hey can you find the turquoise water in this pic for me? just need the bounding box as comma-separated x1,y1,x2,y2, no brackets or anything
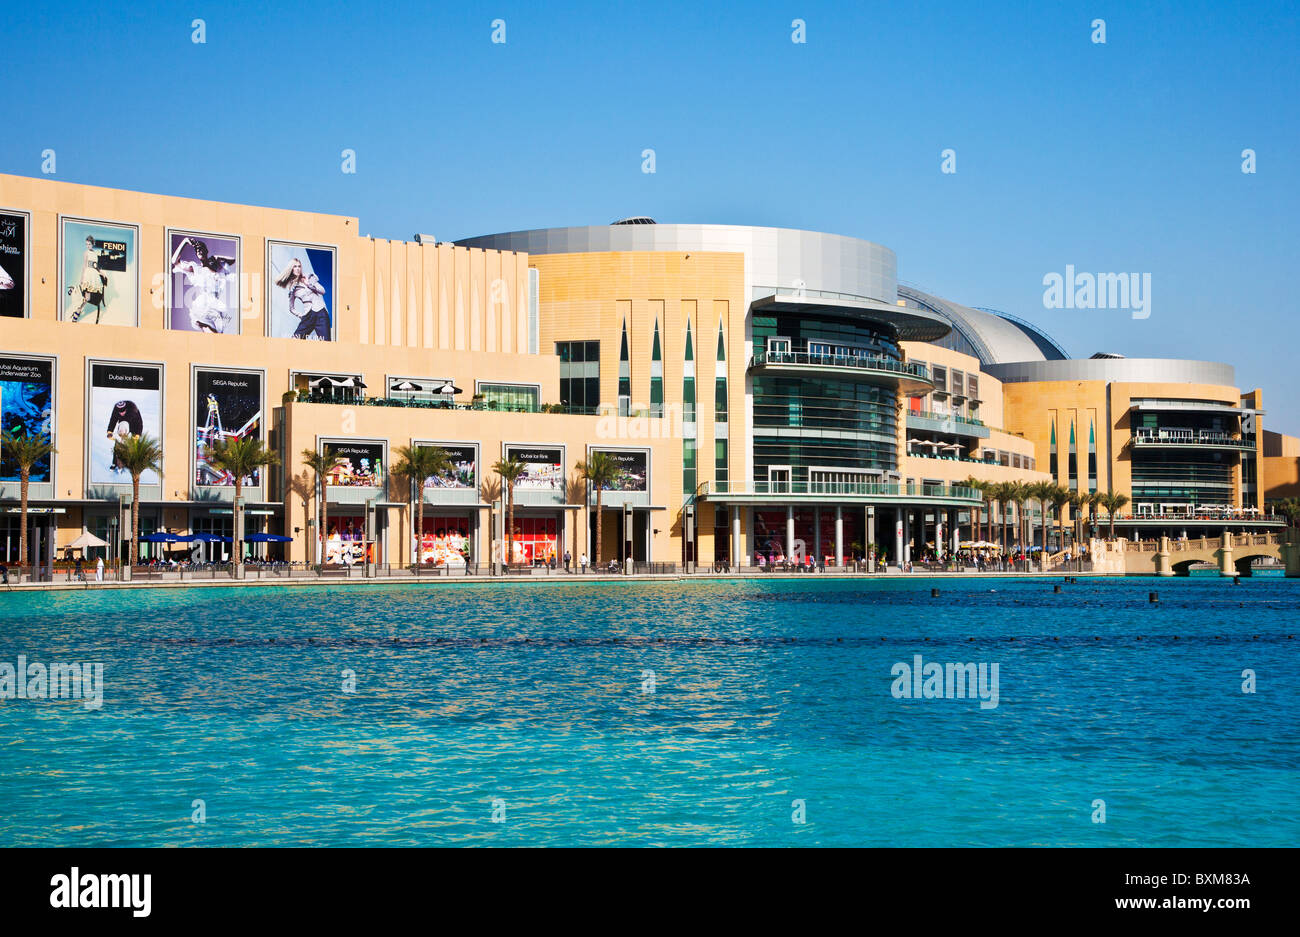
0,576,1296,847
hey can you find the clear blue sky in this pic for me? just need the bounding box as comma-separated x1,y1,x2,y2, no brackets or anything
4,1,1297,430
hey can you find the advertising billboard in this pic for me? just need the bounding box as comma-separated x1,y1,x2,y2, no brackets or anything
194,369,263,487
590,448,649,492
61,217,140,326
504,445,564,491
168,230,240,333
0,210,28,319
268,240,335,340
88,361,161,486
0,355,53,482
323,441,384,487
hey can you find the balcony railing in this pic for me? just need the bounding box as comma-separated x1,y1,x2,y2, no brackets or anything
1132,430,1254,449
292,391,600,416
697,480,981,501
908,409,985,427
749,350,931,381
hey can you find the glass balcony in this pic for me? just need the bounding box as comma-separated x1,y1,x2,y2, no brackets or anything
1131,430,1255,450
695,479,982,503
748,349,934,394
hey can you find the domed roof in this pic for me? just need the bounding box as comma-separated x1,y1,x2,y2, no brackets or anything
897,285,1069,366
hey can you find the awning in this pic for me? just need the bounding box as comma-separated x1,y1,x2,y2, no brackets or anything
246,533,292,543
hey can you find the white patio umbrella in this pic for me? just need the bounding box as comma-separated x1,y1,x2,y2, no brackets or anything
67,531,109,550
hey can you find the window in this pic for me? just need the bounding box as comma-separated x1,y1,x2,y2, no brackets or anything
715,439,728,488
650,319,664,418
932,365,947,392
477,383,539,411
557,340,599,411
618,321,630,416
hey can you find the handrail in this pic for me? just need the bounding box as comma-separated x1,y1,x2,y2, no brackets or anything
697,480,981,500
750,350,930,380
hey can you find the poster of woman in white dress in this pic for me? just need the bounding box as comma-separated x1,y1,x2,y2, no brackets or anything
61,218,139,326
169,231,239,333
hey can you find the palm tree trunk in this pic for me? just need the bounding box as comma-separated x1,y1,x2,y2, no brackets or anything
506,485,515,567
316,476,324,565
233,477,243,565
131,476,140,567
18,470,29,578
595,487,604,567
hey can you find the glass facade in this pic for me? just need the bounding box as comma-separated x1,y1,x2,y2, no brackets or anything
750,312,901,486
476,383,540,411
557,340,600,411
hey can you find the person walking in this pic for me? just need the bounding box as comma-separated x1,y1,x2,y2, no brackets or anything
563,549,571,572
579,553,588,574
95,555,104,582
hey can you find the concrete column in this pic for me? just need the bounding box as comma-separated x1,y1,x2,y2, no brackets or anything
866,505,875,557
935,513,944,560
786,505,795,560
894,512,903,568
835,505,843,567
902,510,911,564
1156,534,1172,577
732,507,741,566
814,510,821,565
950,509,960,554
1218,531,1235,577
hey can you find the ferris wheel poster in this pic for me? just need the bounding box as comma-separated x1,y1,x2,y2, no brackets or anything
193,367,264,487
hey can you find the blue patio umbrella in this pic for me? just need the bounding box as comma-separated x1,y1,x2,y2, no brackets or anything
140,532,182,543
246,533,292,542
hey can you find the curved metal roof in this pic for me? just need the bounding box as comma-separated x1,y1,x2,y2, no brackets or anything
897,285,1069,366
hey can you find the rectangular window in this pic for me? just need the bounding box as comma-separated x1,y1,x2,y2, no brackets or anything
683,377,696,423
715,378,728,423
556,340,599,411
477,383,539,411
683,439,696,497
715,439,728,487
932,365,947,392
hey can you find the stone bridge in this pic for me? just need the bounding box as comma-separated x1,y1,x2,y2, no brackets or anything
1123,531,1299,577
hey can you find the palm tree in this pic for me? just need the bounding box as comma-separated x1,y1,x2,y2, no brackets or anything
1029,480,1056,558
1008,481,1030,552
575,452,618,568
1049,485,1072,553
204,436,280,564
302,448,345,565
0,429,56,577
960,477,986,547
392,444,452,566
1101,490,1131,540
112,433,163,568
492,457,526,567
990,482,1012,550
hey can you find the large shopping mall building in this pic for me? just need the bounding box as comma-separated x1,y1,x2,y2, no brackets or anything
1,172,1296,569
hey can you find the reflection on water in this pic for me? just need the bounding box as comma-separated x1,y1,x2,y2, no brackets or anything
0,578,1297,846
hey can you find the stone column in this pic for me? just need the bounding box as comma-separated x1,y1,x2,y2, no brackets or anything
894,511,903,569
786,506,795,561
1218,530,1235,577
1156,535,1172,577
835,505,843,568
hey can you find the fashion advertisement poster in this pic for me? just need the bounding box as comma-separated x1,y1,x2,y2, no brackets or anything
590,449,648,491
419,516,471,567
169,231,239,333
194,369,263,487
0,355,53,482
505,446,563,490
268,240,335,340
422,443,476,490
0,210,27,318
89,362,161,486
323,442,384,487
61,218,139,326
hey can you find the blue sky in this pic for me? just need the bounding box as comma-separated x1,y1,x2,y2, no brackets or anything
3,0,1297,429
